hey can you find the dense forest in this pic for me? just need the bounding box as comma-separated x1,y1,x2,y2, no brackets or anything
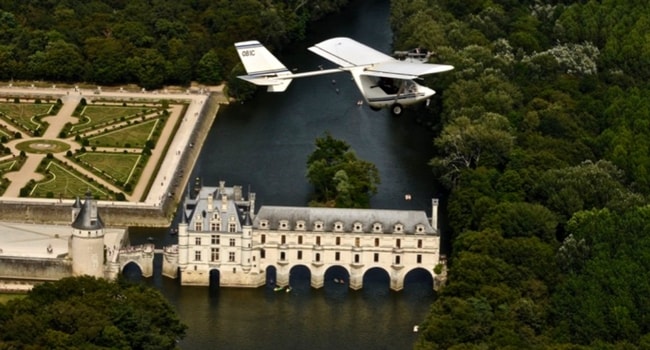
389,0,650,348
0,0,348,90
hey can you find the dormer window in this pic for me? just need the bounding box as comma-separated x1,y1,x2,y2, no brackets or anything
394,224,404,233
353,222,363,232
415,225,425,233
212,213,220,220
314,221,324,231
279,220,289,230
334,221,344,232
296,220,306,230
260,220,269,229
373,223,382,233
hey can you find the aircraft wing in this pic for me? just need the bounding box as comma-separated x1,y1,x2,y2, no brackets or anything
308,37,394,67
364,62,455,80
308,37,454,79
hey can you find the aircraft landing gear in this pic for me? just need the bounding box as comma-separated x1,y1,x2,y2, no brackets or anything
391,103,403,116
369,105,381,112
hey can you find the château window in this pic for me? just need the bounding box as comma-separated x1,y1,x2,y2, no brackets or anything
316,236,321,245
334,222,343,232
280,252,286,260
228,252,235,262
261,234,266,244
195,237,201,245
260,249,266,259
194,251,201,261
229,238,236,247
297,251,302,260
335,237,341,245
355,237,360,247
228,223,236,232
296,221,305,230
374,253,379,262
417,254,422,264
195,222,202,231
314,221,324,231
416,225,424,233
212,235,220,245
298,235,303,244
353,222,363,232
354,254,359,263
335,252,340,261
417,239,422,248
373,223,382,233
211,222,220,231
260,220,269,229
280,220,289,230
394,224,403,233
374,238,379,247
395,255,401,265
315,253,321,262
281,235,286,244
211,248,219,261
396,239,401,248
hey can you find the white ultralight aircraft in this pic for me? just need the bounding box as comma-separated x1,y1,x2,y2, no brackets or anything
234,37,454,116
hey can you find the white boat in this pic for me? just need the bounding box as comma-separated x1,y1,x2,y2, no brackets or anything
413,325,419,333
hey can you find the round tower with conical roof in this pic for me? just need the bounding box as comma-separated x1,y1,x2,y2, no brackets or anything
70,191,106,277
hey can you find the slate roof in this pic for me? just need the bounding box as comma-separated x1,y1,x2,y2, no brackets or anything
71,192,104,231
253,206,436,234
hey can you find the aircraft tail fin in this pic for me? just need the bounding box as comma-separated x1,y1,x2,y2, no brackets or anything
235,40,293,92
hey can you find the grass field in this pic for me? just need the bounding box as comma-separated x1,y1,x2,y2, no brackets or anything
0,102,52,132
0,294,26,304
73,105,156,132
90,119,159,148
0,159,17,173
78,152,141,185
31,161,108,198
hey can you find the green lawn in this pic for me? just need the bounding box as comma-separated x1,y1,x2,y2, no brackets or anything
0,102,52,132
31,161,107,199
78,152,141,185
72,105,157,132
89,119,159,148
0,294,26,304
0,159,18,173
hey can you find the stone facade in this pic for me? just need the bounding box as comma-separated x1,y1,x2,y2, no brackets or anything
174,181,443,291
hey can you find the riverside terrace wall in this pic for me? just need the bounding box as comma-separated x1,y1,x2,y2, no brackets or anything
0,256,72,282
0,92,225,227
0,199,169,227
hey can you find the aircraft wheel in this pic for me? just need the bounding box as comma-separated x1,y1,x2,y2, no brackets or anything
369,105,381,112
391,103,403,116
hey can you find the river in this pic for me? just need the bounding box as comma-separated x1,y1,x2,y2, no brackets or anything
132,0,444,348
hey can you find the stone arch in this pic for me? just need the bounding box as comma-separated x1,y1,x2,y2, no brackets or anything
265,265,277,287
403,267,434,294
288,264,311,290
209,269,220,289
121,261,143,281
324,265,350,285
362,266,390,293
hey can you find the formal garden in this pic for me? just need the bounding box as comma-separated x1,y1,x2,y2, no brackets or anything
0,96,185,201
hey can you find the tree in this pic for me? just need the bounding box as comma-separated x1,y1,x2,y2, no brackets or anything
430,113,514,186
196,49,223,84
0,276,186,349
306,133,380,208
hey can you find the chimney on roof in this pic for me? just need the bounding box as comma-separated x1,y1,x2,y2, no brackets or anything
221,194,228,211
431,198,439,232
207,193,213,212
